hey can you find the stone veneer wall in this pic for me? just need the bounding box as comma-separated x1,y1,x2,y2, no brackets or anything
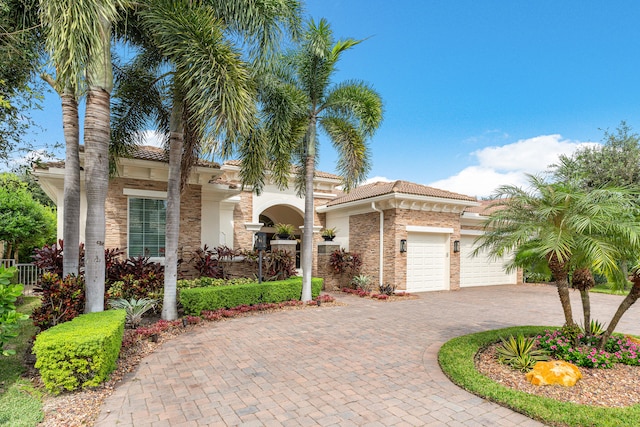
349,212,383,287
316,242,341,290
233,191,254,250
219,259,257,279
349,208,463,291
105,177,202,267
394,209,461,291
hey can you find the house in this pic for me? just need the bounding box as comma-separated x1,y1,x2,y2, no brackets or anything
34,146,520,291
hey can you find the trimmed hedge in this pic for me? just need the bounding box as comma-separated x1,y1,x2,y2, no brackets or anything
180,277,323,315
33,309,126,394
177,277,256,289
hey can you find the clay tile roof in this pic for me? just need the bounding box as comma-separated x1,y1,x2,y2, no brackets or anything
223,160,341,180
130,146,219,167
326,180,477,206
464,199,503,215
75,145,219,168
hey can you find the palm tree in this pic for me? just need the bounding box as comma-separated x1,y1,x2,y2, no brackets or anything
41,1,128,309
475,175,640,327
112,0,301,320
601,269,640,348
239,18,383,301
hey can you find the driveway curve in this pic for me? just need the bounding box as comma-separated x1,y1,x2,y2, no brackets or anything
95,285,640,426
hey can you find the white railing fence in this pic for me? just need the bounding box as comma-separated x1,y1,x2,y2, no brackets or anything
1,260,42,295
1,259,15,268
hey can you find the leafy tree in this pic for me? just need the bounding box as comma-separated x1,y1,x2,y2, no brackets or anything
0,0,44,162
239,18,383,301
111,0,301,320
552,122,640,189
0,173,56,261
475,175,640,327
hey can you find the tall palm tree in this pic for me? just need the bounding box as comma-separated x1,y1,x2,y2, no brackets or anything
239,18,383,301
475,175,640,327
112,0,301,320
41,1,128,309
41,77,81,279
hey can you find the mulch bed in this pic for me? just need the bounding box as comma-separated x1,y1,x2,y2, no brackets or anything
475,342,640,407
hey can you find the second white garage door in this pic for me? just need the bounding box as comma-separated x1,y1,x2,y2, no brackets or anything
460,235,517,287
406,232,449,292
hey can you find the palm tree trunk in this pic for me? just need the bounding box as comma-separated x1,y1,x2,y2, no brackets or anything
572,267,595,334
547,253,574,326
301,118,317,302
83,15,113,313
83,87,110,313
161,99,183,321
599,280,640,349
61,92,80,278
579,289,591,332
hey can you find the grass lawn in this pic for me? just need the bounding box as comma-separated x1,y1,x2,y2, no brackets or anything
591,283,629,295
0,296,43,427
438,326,640,427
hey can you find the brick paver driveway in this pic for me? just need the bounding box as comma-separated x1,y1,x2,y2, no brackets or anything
96,285,640,426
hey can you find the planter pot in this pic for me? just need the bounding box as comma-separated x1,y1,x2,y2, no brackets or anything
322,236,335,241
276,234,291,240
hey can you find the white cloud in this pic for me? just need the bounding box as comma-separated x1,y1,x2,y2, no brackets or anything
363,175,394,185
429,166,529,198
429,134,598,198
138,130,166,148
1,149,58,172
474,134,596,173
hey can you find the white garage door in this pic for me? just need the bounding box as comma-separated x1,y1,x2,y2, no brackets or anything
406,233,448,292
460,235,517,287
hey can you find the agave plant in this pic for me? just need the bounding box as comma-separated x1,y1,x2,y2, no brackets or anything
351,275,372,292
496,334,548,372
581,319,606,336
108,297,157,328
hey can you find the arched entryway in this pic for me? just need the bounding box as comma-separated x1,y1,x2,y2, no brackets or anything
259,205,303,268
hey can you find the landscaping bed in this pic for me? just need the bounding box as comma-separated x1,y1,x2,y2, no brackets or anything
35,296,343,427
476,341,640,407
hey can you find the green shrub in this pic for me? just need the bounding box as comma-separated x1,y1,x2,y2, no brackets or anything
0,266,29,356
31,273,85,331
177,277,256,289
180,277,323,315
33,309,126,394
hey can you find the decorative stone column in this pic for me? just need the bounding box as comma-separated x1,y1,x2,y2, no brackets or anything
300,225,322,277
317,242,340,290
270,239,297,255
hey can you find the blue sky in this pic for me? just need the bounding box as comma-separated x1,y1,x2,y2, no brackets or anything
19,0,640,197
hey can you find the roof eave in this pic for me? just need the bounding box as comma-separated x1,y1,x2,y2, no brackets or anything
317,192,479,213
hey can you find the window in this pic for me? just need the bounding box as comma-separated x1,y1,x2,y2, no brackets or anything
128,198,166,257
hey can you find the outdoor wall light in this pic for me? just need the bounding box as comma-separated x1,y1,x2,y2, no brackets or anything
400,239,407,253
453,240,460,253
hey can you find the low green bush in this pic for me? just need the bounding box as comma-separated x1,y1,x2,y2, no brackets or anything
177,277,256,289
180,277,323,315
33,309,126,394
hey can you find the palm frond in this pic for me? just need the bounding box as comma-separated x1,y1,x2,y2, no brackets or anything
320,116,369,191
140,0,258,145
323,80,383,137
